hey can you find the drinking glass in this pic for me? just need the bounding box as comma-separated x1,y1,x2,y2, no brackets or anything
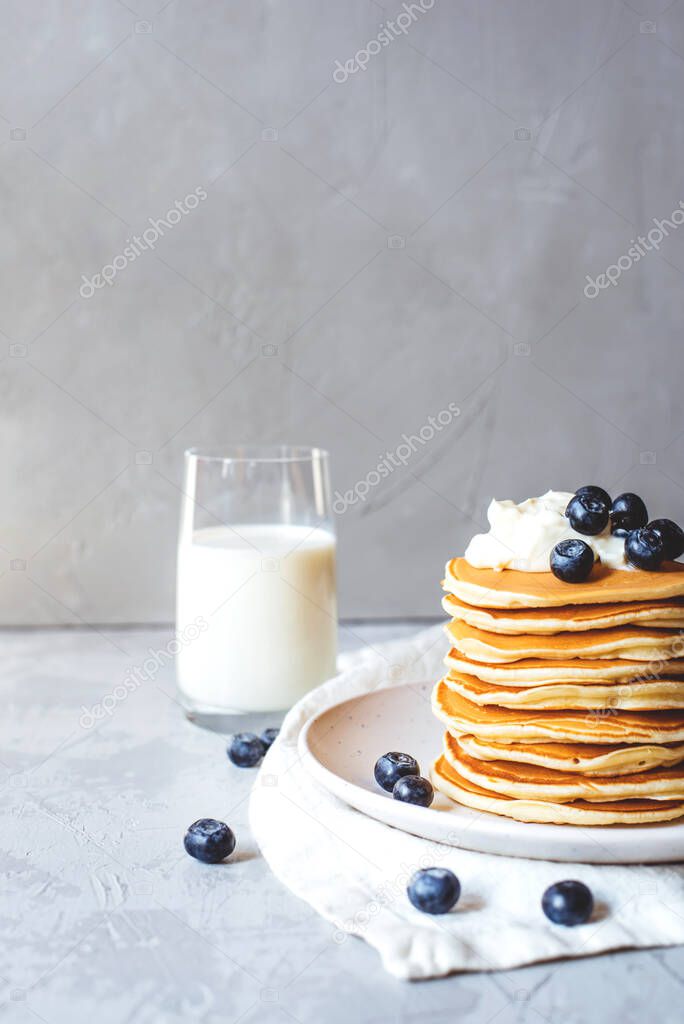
176,446,337,725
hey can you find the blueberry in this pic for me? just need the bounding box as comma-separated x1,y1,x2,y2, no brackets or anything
407,867,461,915
542,880,594,926
574,484,612,507
648,519,684,561
374,751,420,793
625,526,665,571
227,732,265,768
393,775,434,807
260,727,279,751
550,539,594,583
609,492,648,537
184,819,236,864
565,493,609,536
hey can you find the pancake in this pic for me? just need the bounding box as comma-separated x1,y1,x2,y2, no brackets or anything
457,733,684,777
432,678,684,744
445,619,684,664
445,557,684,609
442,733,684,803
442,592,684,636
445,649,684,684
443,671,684,711
431,754,684,824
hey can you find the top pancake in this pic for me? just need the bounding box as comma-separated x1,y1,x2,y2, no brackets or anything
445,557,684,609
442,592,684,635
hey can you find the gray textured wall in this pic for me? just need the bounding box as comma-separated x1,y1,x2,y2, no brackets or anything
1,0,683,624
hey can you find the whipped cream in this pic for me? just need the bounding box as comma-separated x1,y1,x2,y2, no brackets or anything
464,490,630,572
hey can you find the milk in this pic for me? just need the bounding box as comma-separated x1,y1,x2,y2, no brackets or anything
176,524,337,712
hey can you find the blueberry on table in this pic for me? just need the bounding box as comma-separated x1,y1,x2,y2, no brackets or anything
648,518,684,561
260,727,279,751
227,732,265,767
184,819,236,863
542,880,594,926
407,867,461,915
625,526,665,571
565,493,610,536
393,775,434,807
574,484,612,507
610,492,648,536
374,751,419,793
550,539,594,583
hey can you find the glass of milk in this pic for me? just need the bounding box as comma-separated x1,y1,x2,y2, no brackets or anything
176,446,338,722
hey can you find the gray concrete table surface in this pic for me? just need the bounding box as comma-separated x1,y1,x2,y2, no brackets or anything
2,623,683,1024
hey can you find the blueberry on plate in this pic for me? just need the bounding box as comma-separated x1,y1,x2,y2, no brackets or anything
574,484,612,507
550,539,594,583
184,819,236,864
374,751,420,793
648,518,684,561
260,727,279,751
625,526,665,571
407,867,461,915
610,492,648,537
227,732,265,768
542,880,594,926
565,493,610,536
393,775,434,807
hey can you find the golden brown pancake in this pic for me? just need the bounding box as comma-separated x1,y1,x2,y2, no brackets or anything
444,649,684,683
442,732,684,803
432,678,684,744
445,557,684,609
433,546,684,825
442,592,684,635
445,618,684,663
443,670,684,711
431,754,684,824
457,733,684,776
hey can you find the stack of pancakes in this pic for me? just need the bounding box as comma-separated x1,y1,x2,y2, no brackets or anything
431,557,684,825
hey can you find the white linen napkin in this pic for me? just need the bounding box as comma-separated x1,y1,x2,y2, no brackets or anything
249,625,684,979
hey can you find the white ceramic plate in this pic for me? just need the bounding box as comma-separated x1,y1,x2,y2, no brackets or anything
298,681,684,863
